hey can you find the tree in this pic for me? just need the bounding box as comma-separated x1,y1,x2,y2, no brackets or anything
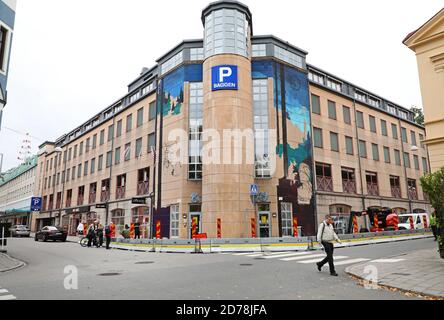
421,168,444,259
411,106,425,126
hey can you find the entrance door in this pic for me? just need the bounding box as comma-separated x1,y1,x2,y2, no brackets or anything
258,212,271,238
190,213,202,238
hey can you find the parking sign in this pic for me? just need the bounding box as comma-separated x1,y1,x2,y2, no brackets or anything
30,197,42,212
212,65,238,91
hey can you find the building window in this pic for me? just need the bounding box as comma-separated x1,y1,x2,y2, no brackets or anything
366,172,379,196
273,45,303,69
404,152,411,168
98,155,103,171
79,142,84,156
345,136,354,155
369,116,377,133
77,164,82,178
126,114,133,133
328,101,337,120
137,107,144,128
419,134,425,149
170,204,180,238
116,120,122,138
354,91,366,103
316,163,333,192
99,130,105,145
422,157,429,174
391,124,398,140
313,127,323,149
108,125,114,142
387,105,397,115
342,167,356,194
66,169,70,182
137,168,150,196
111,209,125,230
368,97,380,108
124,143,131,162
149,101,157,121
330,132,339,152
161,51,183,75
413,155,420,171
372,144,379,161
326,78,342,92
401,127,408,143
383,147,391,164
343,106,351,125
91,158,96,174
0,26,8,71
408,179,418,200
116,174,126,200
359,140,367,158
281,203,293,237
308,71,325,85
356,111,365,129
115,147,121,165
394,149,401,166
142,82,156,96
101,179,111,202
89,183,97,204
190,47,204,61
399,110,408,120
188,83,203,181
84,161,88,176
78,186,85,206
381,120,388,136
252,44,266,57
68,148,72,161
135,138,143,158
311,94,321,115
411,131,417,147
106,151,113,168
253,79,270,178
148,133,156,152
73,146,77,159
71,166,76,180
390,176,402,198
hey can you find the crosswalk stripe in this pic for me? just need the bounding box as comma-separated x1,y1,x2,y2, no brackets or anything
233,252,261,256
260,252,314,260
0,295,16,300
334,258,370,266
371,259,405,263
281,254,326,262
0,289,9,294
245,253,267,257
298,256,349,264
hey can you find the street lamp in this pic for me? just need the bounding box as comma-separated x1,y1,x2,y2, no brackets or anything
53,147,63,227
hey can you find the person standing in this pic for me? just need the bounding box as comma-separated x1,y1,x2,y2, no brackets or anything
134,221,141,239
316,215,342,277
76,221,84,237
87,221,99,248
430,212,438,241
105,223,113,250
97,223,104,248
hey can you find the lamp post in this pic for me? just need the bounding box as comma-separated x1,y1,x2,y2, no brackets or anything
53,147,63,226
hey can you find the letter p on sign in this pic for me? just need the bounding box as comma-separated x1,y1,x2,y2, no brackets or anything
219,67,232,82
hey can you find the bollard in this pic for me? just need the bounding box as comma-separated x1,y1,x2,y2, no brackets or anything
353,216,359,234
423,216,428,229
217,219,222,239
293,217,299,238
251,218,257,238
409,216,415,231
156,221,161,239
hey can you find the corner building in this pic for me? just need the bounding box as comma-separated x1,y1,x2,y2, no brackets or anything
33,0,431,237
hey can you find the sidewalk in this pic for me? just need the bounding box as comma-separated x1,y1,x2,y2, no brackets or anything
0,253,25,273
346,248,444,299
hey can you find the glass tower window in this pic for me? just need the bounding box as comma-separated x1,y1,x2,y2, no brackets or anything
190,48,204,61
252,44,267,57
253,79,270,178
189,83,203,180
161,51,183,75
204,9,249,58
273,45,303,69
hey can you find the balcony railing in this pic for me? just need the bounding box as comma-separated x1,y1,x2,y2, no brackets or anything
89,192,97,204
101,190,110,202
116,186,126,200
137,181,149,196
66,198,72,208
408,188,418,200
317,176,333,192
391,186,402,199
342,180,356,194
367,183,379,196
77,195,84,206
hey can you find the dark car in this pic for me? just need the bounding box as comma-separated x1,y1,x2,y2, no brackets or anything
35,226,68,242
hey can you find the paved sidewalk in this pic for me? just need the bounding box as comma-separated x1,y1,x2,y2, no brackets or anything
346,248,444,299
0,253,25,273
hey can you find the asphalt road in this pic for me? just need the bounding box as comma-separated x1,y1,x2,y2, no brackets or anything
0,237,437,300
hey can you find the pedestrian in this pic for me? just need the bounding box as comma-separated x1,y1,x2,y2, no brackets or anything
97,223,104,248
430,212,438,241
134,221,141,239
105,222,113,250
76,221,84,237
316,215,342,277
87,221,98,248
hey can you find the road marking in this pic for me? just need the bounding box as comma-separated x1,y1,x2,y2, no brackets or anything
281,254,326,262
245,253,267,257
233,252,261,256
371,259,405,263
298,256,349,264
260,252,314,260
0,295,16,300
334,258,370,266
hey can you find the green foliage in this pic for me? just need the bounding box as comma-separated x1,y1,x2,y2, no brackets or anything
411,106,425,126
421,168,444,258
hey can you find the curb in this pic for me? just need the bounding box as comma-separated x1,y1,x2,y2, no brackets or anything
0,253,26,273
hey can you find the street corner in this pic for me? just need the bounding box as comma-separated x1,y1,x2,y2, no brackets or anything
0,252,26,273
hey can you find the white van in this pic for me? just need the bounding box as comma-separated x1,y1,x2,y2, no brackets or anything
398,213,430,230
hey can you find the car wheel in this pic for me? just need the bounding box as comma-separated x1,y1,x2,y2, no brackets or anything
43,235,48,242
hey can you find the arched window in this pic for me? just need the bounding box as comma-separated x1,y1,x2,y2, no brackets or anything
413,208,426,214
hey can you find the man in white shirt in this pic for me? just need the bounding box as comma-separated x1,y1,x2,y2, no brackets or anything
77,222,84,236
316,215,342,276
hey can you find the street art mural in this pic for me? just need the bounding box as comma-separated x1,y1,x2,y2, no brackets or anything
253,60,315,236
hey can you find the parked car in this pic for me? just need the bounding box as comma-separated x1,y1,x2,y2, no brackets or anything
35,226,68,242
10,225,31,238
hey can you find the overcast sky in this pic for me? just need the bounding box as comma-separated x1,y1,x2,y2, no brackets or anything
0,0,442,172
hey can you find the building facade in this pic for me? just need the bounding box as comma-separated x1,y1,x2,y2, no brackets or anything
404,8,444,173
33,0,431,238
0,0,17,128
0,155,37,227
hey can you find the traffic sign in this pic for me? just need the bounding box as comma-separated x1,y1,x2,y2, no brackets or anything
132,198,147,205
212,65,238,91
250,184,259,196
30,197,42,212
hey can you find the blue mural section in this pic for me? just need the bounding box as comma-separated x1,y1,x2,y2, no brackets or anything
252,60,315,236
160,64,203,117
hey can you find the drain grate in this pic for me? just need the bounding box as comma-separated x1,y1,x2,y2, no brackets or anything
135,261,155,265
98,273,122,277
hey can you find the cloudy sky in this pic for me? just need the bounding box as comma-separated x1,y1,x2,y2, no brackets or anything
0,0,442,172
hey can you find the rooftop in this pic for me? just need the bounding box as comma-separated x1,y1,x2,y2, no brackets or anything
0,155,38,187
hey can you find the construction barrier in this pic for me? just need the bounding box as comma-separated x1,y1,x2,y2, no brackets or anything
251,218,257,238
374,215,379,232
130,223,135,239
409,216,415,230
110,223,116,238
83,225,87,237
192,217,198,239
293,217,299,237
423,216,428,229
353,216,359,234
156,220,161,239
217,219,222,239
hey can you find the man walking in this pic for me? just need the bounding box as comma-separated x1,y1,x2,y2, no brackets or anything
430,212,438,241
316,215,342,277
105,222,113,250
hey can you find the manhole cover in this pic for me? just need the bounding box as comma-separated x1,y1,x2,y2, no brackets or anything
240,264,253,267
135,261,155,265
98,273,122,277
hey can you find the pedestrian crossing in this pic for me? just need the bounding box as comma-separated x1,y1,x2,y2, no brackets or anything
0,287,16,300
222,251,372,267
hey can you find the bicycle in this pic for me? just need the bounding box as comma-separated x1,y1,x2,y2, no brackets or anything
79,235,98,248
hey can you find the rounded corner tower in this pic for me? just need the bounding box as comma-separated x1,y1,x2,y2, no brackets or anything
201,0,256,238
